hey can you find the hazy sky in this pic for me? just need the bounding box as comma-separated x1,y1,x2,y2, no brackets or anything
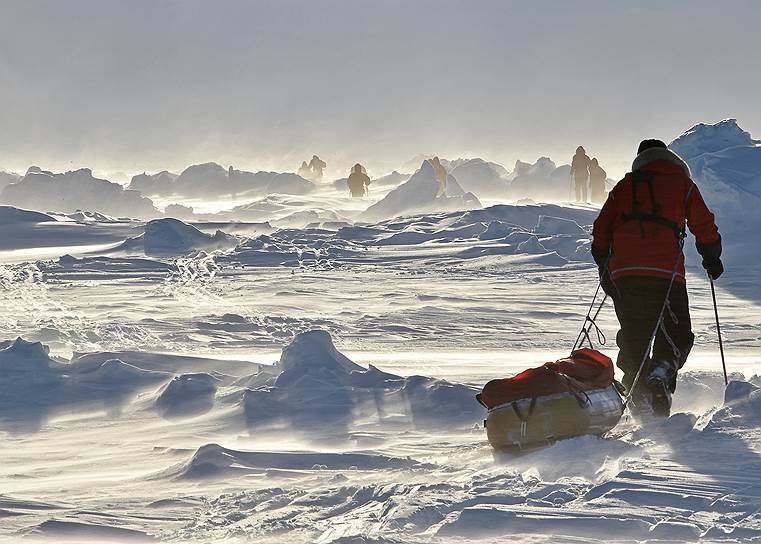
1,0,759,180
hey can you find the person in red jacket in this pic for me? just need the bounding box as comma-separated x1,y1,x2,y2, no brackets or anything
591,139,723,416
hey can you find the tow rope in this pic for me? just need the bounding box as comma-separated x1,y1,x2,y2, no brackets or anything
620,235,686,408
572,234,686,408
571,254,612,353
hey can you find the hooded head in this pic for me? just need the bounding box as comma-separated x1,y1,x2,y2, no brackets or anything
590,158,598,167
632,139,690,175
352,163,363,174
637,139,668,155
576,146,585,155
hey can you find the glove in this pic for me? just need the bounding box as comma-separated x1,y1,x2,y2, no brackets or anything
703,258,724,280
590,244,610,269
697,238,722,262
599,267,617,298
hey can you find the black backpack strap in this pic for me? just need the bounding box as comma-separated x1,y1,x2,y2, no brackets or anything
621,170,685,240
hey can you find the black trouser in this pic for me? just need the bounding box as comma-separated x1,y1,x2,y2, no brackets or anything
611,276,694,393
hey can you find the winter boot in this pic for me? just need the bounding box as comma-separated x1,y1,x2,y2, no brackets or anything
647,360,676,418
627,382,654,418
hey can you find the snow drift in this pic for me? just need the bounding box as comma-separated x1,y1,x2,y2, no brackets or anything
237,330,481,432
0,170,20,192
669,118,761,231
219,202,596,269
1,167,158,218
507,157,574,202
168,442,422,480
0,205,56,224
449,158,510,199
156,372,219,417
130,163,316,199
360,161,482,222
118,218,238,257
128,170,178,195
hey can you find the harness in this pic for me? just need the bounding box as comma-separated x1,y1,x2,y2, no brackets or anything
620,170,686,240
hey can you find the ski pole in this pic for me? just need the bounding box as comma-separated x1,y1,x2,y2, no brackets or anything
709,275,728,385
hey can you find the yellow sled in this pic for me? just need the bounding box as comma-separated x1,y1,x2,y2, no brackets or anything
484,384,624,451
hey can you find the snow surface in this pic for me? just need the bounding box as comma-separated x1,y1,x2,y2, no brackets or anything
0,205,56,224
1,121,761,543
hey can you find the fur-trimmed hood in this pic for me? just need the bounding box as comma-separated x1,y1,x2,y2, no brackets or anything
632,147,691,176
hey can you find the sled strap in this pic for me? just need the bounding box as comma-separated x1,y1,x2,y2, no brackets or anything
556,372,592,408
581,314,607,349
571,255,609,354
511,398,537,437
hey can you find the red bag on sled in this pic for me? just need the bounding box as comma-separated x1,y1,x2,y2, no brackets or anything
478,349,623,450
480,348,615,409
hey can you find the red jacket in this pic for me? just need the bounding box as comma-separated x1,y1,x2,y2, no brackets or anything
592,147,720,283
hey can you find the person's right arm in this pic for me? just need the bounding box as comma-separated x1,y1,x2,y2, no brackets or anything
686,181,723,279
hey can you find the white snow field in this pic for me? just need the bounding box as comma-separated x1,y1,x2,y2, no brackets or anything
1,121,761,543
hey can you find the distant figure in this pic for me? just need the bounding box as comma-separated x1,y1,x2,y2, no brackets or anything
297,161,311,179
308,155,327,181
570,146,591,203
589,158,607,204
347,163,371,197
429,156,447,197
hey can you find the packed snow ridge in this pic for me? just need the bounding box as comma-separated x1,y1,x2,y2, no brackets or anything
0,205,55,224
239,330,481,431
118,218,238,257
128,162,316,198
171,442,423,480
360,160,481,222
670,118,760,159
448,158,510,199
2,167,158,218
0,330,481,435
223,203,595,269
668,118,761,229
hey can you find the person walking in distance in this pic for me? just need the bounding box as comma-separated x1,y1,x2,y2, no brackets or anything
347,163,370,197
570,146,591,203
308,155,327,182
589,157,608,204
429,156,447,197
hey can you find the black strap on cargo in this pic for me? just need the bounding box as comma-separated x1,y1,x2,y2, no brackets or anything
511,398,537,437
620,170,686,240
510,398,537,422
